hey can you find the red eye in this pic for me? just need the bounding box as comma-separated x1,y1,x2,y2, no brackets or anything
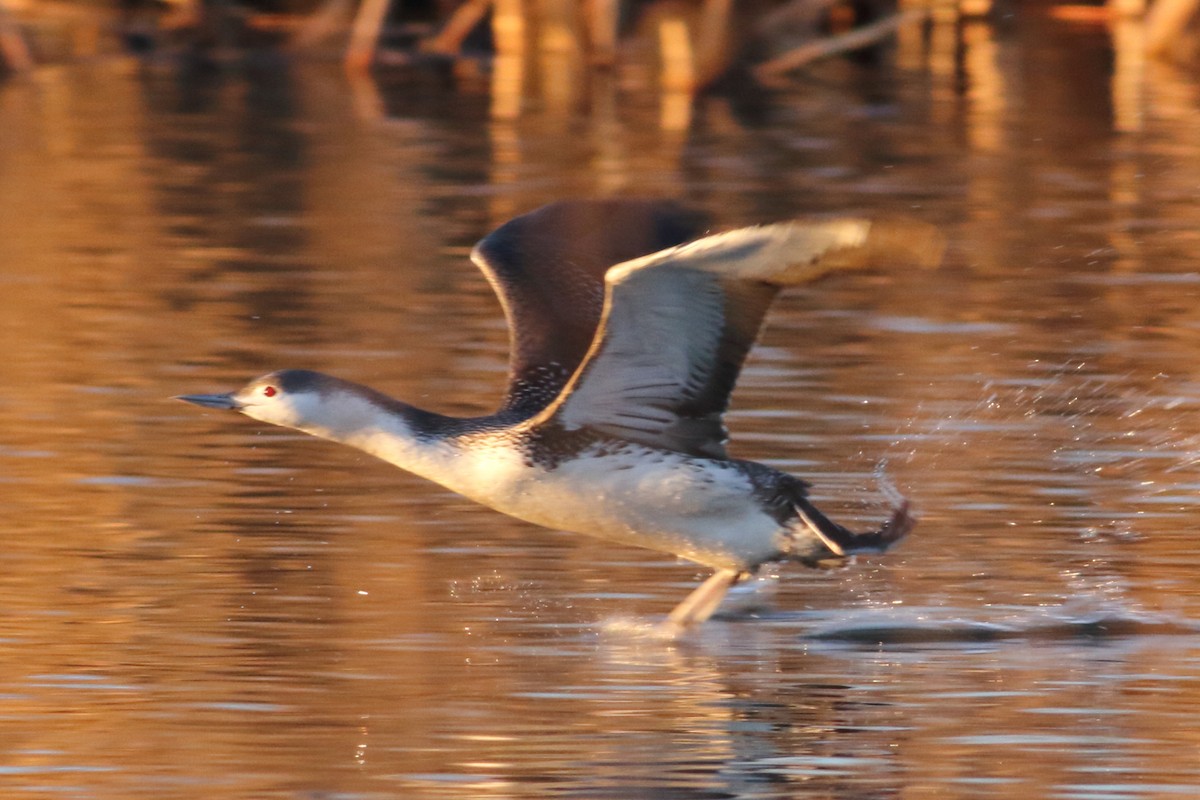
263,385,278,398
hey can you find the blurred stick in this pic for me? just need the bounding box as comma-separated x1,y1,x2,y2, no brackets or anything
693,0,732,89
294,0,353,49
0,0,33,73
346,0,394,71
423,0,492,55
1144,0,1200,57
753,7,927,81
586,0,618,65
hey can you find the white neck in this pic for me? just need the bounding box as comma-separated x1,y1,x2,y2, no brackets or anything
243,387,444,472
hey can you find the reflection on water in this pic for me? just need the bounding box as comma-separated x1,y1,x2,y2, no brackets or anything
3,13,1200,800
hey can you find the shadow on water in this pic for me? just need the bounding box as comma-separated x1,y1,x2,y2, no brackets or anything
799,604,1200,646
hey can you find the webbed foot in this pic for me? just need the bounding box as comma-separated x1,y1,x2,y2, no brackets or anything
794,498,915,567
660,569,747,635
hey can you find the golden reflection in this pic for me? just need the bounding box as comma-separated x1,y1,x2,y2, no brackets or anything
1110,13,1146,133
925,1,960,131
493,0,527,57
658,13,694,131
3,14,1200,799
894,0,931,71
962,20,1006,153
490,51,524,121
658,13,695,93
346,65,385,121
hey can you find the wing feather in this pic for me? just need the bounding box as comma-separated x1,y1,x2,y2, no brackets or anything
469,199,710,416
539,217,944,457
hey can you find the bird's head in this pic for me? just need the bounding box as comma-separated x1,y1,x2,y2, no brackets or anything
175,369,342,430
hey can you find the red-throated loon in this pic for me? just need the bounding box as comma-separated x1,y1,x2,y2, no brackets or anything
177,199,943,633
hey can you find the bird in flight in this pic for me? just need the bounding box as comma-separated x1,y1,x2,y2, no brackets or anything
178,199,942,633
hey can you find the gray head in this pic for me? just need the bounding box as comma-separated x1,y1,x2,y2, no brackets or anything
176,369,374,431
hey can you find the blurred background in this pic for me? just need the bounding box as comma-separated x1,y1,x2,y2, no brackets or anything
2,1,1200,798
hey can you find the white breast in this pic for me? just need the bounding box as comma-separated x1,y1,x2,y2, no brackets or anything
336,414,788,571
428,440,789,572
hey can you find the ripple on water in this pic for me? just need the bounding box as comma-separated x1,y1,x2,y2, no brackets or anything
799,604,1200,647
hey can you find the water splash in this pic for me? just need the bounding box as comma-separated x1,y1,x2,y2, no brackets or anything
877,359,1200,536
599,615,681,641
599,570,780,640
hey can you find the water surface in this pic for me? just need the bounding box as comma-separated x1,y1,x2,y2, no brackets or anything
2,15,1200,799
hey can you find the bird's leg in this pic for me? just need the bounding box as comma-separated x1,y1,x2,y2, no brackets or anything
661,568,746,634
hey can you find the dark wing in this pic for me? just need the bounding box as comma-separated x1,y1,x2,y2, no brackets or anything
470,199,711,416
536,217,945,459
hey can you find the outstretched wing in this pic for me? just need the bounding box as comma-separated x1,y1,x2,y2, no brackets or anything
536,217,946,458
470,199,710,416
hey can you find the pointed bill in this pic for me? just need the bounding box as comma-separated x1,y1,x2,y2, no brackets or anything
175,393,243,410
